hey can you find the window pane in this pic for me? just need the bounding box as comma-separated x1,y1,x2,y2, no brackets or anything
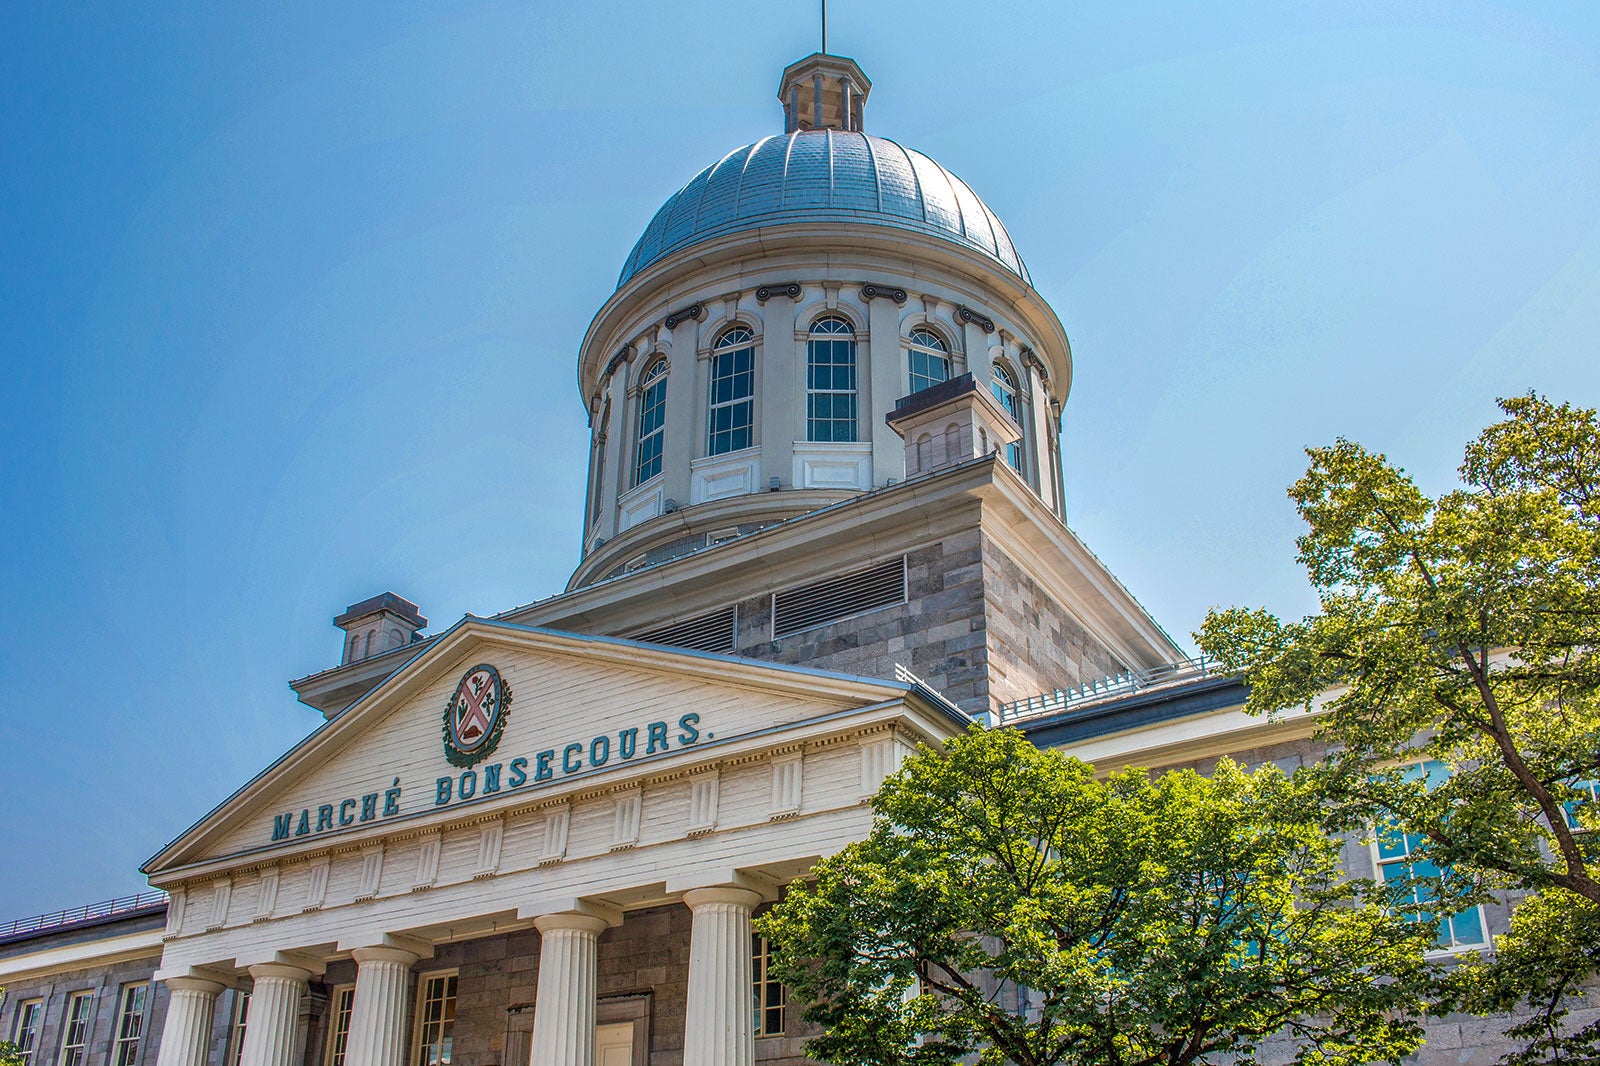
708,333,755,456
634,363,668,485
1373,760,1487,953
416,974,458,1066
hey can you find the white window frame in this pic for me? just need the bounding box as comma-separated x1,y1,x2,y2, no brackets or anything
706,327,756,457
752,933,786,1037
12,998,44,1066
906,327,951,394
57,991,94,1066
990,361,1025,473
224,991,250,1066
1370,758,1489,955
323,984,356,1066
112,983,150,1066
412,969,458,1066
806,316,858,443
633,358,669,487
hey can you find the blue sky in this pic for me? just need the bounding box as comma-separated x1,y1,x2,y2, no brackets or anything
2,1,1597,918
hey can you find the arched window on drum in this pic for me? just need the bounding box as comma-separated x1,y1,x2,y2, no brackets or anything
807,316,857,442
634,358,668,485
991,361,1024,472
708,326,756,456
908,328,950,394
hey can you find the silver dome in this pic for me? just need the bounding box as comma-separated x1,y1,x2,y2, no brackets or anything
617,130,1031,289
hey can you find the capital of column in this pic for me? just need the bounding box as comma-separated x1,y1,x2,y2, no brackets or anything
682,886,764,912
532,911,612,937
246,962,314,983
163,976,226,996
349,946,420,967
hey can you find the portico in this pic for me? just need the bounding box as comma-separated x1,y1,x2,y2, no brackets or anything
142,619,968,1066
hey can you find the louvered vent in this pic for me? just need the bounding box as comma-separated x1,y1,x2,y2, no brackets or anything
630,606,738,653
773,556,907,639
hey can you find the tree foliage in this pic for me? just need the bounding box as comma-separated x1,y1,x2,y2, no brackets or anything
1197,393,1600,1061
757,727,1431,1066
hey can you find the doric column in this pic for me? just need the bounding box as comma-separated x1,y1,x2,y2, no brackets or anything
682,887,763,1066
343,947,418,1066
239,964,310,1066
153,977,224,1066
529,913,609,1066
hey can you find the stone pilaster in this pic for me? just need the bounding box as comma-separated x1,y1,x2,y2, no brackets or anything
529,912,609,1066
239,964,310,1066
681,887,762,1066
153,977,224,1066
343,948,418,1066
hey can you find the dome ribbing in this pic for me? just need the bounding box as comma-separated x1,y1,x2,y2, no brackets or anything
615,130,1031,289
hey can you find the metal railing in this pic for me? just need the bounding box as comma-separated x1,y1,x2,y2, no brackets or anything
994,654,1225,726
0,890,168,939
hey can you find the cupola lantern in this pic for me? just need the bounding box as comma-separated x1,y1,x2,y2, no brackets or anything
779,52,870,132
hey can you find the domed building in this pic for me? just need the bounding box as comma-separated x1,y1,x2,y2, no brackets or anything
573,54,1072,590
7,49,1519,1066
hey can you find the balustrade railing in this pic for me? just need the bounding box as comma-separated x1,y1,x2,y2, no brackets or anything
0,890,168,939
993,654,1225,726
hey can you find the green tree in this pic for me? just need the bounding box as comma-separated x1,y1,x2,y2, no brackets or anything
1197,394,1600,1062
756,727,1431,1066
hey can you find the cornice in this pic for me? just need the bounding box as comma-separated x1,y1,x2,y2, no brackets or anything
577,224,1072,407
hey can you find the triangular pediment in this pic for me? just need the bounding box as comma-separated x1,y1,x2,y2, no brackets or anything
144,619,929,879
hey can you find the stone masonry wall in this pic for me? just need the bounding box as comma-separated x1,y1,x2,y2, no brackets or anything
979,534,1130,712
735,531,990,714
1,955,169,1066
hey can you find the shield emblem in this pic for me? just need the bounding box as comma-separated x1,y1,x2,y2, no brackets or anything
442,664,511,767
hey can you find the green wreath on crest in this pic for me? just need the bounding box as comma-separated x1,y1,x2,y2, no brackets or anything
441,663,512,769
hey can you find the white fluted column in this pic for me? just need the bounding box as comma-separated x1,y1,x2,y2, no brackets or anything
344,947,418,1066
529,913,609,1066
239,964,310,1066
682,887,762,1066
153,977,224,1066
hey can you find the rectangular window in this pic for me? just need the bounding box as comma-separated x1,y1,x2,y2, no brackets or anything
752,934,785,1037
57,992,94,1066
1374,760,1488,952
1563,777,1600,829
224,991,250,1066
707,344,754,456
113,984,149,1066
806,325,857,442
13,999,43,1066
414,972,457,1066
324,986,355,1066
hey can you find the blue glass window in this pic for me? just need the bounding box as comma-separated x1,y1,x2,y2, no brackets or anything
908,328,950,394
990,362,1024,471
807,316,857,442
1375,760,1487,951
634,359,668,485
708,327,755,456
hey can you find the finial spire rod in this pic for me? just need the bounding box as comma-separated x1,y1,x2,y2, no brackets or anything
821,0,827,54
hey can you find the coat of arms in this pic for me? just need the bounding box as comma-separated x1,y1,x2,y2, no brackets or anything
442,663,511,768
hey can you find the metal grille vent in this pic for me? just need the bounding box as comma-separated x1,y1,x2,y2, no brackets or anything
773,556,907,639
630,606,738,653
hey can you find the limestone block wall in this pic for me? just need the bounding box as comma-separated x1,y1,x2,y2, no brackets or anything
978,535,1129,711
734,533,989,713
721,529,1139,720
1,955,172,1066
